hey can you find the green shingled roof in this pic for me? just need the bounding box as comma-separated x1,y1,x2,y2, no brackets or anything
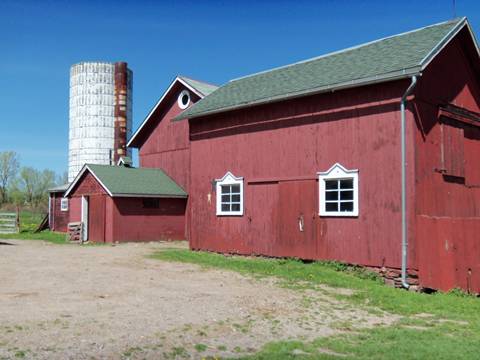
48,183,69,193
67,164,187,198
179,76,218,96
176,18,468,120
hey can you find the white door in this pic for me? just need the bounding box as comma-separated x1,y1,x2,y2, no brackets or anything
81,196,89,241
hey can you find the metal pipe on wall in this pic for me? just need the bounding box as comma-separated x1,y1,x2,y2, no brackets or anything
400,75,418,289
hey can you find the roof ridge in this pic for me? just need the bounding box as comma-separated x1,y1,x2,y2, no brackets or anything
230,17,465,83
178,75,219,88
87,163,166,172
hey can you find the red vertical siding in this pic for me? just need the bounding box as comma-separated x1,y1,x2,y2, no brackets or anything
189,80,416,269
69,197,81,224
138,82,199,192
49,193,69,232
70,172,107,197
110,197,186,242
276,180,317,259
414,30,480,293
441,122,465,177
88,195,106,243
68,170,186,243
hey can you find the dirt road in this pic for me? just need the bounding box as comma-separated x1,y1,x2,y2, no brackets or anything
0,240,394,359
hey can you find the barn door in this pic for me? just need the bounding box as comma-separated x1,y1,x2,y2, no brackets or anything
276,180,317,259
88,195,106,243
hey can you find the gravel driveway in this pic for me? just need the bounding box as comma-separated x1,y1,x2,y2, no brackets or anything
0,240,395,359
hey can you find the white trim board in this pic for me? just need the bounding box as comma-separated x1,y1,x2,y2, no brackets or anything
127,76,208,148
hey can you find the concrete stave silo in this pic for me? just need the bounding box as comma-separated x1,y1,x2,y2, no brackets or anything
68,61,132,182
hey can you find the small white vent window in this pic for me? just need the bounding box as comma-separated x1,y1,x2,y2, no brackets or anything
318,163,358,217
216,172,244,216
60,198,69,212
178,90,191,109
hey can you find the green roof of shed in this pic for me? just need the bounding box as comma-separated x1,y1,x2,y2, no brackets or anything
65,164,187,198
176,18,471,120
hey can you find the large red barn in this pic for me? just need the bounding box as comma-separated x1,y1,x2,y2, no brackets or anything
157,17,479,293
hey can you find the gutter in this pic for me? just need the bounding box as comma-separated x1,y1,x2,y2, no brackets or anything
400,75,418,289
174,68,421,121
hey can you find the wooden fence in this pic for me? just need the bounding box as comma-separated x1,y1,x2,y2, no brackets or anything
0,212,19,234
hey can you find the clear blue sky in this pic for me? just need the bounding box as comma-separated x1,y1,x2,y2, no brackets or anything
1,0,479,175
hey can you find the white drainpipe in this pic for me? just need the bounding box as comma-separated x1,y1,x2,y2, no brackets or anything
401,75,418,289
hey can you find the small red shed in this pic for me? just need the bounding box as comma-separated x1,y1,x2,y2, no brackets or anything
48,184,70,233
64,163,187,243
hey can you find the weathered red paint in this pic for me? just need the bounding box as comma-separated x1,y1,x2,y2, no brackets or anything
189,80,415,271
69,196,81,224
48,192,69,232
109,197,186,242
68,171,186,243
135,81,201,240
138,81,200,192
185,27,480,293
71,172,107,196
89,195,106,243
413,28,480,293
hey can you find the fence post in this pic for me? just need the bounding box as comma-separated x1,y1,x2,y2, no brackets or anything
16,206,20,233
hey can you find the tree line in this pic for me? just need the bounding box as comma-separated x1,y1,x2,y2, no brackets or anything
0,151,67,210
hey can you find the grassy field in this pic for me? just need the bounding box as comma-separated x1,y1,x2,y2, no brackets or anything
0,210,67,244
152,249,480,359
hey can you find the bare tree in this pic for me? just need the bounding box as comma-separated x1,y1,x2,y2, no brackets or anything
56,171,68,186
0,151,19,204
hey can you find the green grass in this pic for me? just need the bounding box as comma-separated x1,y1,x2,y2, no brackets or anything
0,230,68,244
151,249,480,359
194,343,207,352
0,210,68,244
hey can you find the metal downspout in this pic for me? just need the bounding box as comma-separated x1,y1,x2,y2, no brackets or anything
401,75,418,289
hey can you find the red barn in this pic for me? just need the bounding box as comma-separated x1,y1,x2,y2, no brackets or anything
163,17,480,293
64,163,187,243
127,75,218,239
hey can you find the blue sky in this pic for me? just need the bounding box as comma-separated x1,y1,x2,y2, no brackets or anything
1,0,479,175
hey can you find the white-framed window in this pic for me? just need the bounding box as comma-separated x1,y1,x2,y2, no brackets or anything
216,172,244,216
318,163,358,217
60,198,69,212
178,90,191,109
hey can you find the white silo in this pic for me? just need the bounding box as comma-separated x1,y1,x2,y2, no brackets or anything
68,61,132,182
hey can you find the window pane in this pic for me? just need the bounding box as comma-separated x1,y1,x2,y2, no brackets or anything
231,184,240,193
221,195,230,203
221,185,231,194
340,179,353,189
232,194,240,202
221,204,230,212
340,202,354,212
231,203,241,212
325,202,338,212
325,180,338,190
325,191,338,201
340,190,353,200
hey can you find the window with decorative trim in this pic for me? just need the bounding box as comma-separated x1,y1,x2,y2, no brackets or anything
216,172,244,216
60,198,69,212
318,163,358,217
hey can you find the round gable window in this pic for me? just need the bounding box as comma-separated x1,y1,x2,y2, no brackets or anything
178,90,191,109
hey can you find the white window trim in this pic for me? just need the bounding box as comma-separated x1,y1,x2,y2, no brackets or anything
318,163,359,217
216,171,244,216
60,197,69,212
177,90,191,109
